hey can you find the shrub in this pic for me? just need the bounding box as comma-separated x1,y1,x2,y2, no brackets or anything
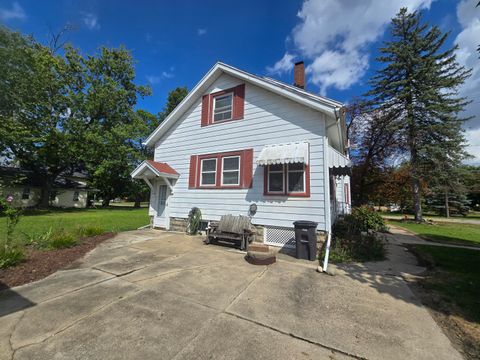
0,247,25,269
343,206,388,234
33,227,77,249
187,207,202,235
77,226,105,237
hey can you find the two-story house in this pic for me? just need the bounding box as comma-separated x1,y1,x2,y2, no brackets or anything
132,61,351,249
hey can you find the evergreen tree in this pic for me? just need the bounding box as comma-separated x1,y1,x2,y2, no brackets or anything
367,8,471,221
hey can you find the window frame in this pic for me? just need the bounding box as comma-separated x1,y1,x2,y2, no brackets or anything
195,150,249,189
22,187,30,200
200,158,218,187
286,163,306,194
221,155,241,186
266,164,285,194
73,191,79,201
264,163,310,197
212,92,233,123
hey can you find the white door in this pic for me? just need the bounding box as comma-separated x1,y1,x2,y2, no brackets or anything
154,184,169,228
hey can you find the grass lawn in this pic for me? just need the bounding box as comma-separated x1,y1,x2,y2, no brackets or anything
389,219,480,246
411,245,480,358
0,207,150,244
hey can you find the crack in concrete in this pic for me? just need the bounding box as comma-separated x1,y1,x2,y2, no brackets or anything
8,312,25,360
224,311,365,360
9,288,142,357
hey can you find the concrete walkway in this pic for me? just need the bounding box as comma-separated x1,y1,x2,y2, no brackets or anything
0,230,462,360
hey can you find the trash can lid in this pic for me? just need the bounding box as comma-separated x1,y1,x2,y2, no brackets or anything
293,220,318,228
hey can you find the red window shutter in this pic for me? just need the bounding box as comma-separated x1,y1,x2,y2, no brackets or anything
188,155,198,188
242,149,253,188
232,84,245,120
201,95,210,127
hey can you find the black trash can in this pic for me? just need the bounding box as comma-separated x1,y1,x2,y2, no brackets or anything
293,220,318,261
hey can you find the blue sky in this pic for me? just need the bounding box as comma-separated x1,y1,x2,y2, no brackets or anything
1,0,479,162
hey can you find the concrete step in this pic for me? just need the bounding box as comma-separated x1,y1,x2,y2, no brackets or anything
248,243,270,253
246,250,276,265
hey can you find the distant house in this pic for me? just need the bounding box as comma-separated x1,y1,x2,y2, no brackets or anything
0,167,92,208
132,62,351,248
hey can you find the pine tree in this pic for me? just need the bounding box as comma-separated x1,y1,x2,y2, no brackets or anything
367,8,471,221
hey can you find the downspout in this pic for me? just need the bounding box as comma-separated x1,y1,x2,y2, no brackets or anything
322,117,332,272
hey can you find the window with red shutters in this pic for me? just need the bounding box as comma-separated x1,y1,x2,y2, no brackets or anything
200,84,245,126
189,149,253,189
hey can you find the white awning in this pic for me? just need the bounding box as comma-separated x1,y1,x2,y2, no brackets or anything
328,145,352,176
256,141,309,166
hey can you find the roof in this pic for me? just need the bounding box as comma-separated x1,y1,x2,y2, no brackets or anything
0,166,90,189
143,62,345,147
131,160,179,179
146,160,179,176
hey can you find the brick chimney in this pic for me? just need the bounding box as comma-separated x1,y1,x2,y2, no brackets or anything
293,61,305,89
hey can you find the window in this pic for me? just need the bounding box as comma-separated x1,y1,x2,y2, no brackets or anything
264,163,310,197
22,187,30,200
73,191,79,201
189,149,253,189
201,84,245,126
50,191,57,201
267,164,284,193
213,93,233,122
200,158,217,186
287,163,305,193
221,156,240,185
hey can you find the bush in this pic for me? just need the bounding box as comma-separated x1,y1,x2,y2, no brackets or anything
0,247,25,269
339,206,388,234
32,228,77,249
187,207,202,235
77,226,105,237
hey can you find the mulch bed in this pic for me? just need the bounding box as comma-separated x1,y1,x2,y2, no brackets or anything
0,233,115,290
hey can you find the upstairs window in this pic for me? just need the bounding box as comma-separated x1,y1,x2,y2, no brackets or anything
213,93,233,122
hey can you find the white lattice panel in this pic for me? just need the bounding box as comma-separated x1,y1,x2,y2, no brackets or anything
264,226,296,249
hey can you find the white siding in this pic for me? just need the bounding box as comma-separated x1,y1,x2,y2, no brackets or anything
153,73,329,230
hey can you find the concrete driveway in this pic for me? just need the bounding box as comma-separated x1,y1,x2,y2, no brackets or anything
0,230,461,360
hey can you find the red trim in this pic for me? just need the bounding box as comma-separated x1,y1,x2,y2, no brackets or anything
202,84,245,126
188,156,198,188
146,160,179,175
193,149,253,189
263,163,310,197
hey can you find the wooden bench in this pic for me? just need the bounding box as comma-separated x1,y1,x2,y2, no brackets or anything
205,215,255,251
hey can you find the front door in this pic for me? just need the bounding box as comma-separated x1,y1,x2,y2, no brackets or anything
154,184,169,228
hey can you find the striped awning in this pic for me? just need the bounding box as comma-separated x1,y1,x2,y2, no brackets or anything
328,146,352,176
256,141,309,166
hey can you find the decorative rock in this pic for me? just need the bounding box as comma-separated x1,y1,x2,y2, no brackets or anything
316,266,323,273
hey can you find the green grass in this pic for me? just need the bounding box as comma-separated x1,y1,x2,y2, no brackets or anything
0,207,150,243
412,245,480,323
390,219,480,245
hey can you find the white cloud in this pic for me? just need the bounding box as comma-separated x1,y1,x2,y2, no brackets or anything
83,13,100,30
465,128,480,165
266,53,295,75
146,75,161,85
0,1,26,21
271,0,433,94
161,71,174,79
455,0,480,163
197,28,207,36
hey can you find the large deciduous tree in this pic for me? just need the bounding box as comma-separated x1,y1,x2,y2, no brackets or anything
367,8,471,221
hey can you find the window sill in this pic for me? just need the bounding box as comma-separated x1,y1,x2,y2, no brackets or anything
264,192,310,198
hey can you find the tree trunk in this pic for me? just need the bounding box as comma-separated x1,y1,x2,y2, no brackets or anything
444,188,450,218
134,193,141,208
102,198,110,207
39,183,52,209
411,169,423,222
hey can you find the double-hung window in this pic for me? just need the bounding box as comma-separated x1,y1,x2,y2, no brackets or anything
221,156,240,186
213,93,233,122
200,158,217,186
265,163,309,197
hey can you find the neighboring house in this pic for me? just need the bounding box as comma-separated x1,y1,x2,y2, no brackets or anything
132,61,351,249
0,167,92,208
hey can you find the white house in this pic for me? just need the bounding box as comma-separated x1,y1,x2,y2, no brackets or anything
132,61,351,249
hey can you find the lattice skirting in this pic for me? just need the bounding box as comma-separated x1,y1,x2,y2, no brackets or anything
263,226,296,249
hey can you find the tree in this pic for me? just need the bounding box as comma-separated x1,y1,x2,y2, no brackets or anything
347,99,399,205
367,8,471,221
157,86,188,123
0,27,78,207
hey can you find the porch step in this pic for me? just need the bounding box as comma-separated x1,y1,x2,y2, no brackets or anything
248,243,270,253
245,250,276,266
